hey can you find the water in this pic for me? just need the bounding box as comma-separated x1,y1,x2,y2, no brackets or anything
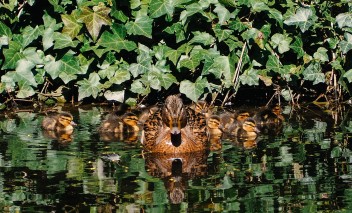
0,104,351,212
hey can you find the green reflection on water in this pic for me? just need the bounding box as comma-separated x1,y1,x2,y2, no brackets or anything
0,105,351,212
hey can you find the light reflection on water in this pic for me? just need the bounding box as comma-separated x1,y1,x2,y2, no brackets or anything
0,104,351,212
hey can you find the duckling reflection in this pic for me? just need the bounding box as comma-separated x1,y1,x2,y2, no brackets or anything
227,118,260,149
41,112,76,142
220,109,251,133
207,115,223,151
99,112,140,143
144,151,208,204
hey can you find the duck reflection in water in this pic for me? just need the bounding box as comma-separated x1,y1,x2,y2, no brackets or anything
144,151,208,204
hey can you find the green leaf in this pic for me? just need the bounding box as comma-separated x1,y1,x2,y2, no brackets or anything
239,68,259,86
268,8,283,27
53,32,79,49
159,73,177,89
313,47,329,62
2,41,25,70
213,25,233,42
290,36,304,58
79,4,112,41
110,69,131,85
266,55,281,73
336,12,352,29
21,25,42,48
126,15,153,38
214,3,231,25
179,57,201,71
149,0,174,18
180,77,208,102
0,21,12,38
343,69,352,83
130,80,150,95
44,56,62,79
339,33,352,54
17,84,35,99
302,63,325,85
77,72,102,100
189,31,215,46
164,22,185,43
284,7,314,33
104,90,125,102
97,24,137,52
271,33,292,54
61,11,83,39
59,54,80,83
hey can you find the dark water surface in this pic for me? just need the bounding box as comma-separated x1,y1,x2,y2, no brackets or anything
0,104,352,212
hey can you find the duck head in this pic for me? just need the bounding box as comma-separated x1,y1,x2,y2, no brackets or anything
57,112,76,128
162,95,187,134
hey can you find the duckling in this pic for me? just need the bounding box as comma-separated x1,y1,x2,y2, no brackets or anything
188,100,212,118
99,112,139,133
142,95,208,153
254,104,284,125
138,105,159,125
42,112,76,134
206,115,223,151
220,109,251,133
228,118,259,140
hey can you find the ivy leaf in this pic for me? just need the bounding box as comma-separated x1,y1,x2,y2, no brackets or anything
77,72,102,100
53,32,79,49
180,77,208,102
2,41,25,70
15,59,37,86
343,69,352,83
164,22,185,43
166,47,184,65
97,24,137,52
268,8,283,27
149,0,174,18
284,7,314,33
126,15,153,38
239,68,259,86
79,4,112,41
61,11,83,39
271,33,292,54
159,73,177,89
339,33,352,54
130,79,150,95
302,62,325,85
44,55,62,79
189,31,215,46
59,54,80,83
313,47,329,62
213,25,233,42
17,84,35,99
109,69,131,85
266,55,281,73
0,21,12,38
104,90,125,102
336,12,352,29
21,25,42,48
290,36,304,58
43,13,62,51
214,3,231,25
179,57,201,72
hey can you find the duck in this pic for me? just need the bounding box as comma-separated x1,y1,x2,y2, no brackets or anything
142,95,209,153
137,105,160,125
228,118,259,140
42,112,76,134
253,104,284,125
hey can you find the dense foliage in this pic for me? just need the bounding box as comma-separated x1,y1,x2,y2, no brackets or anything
0,0,351,106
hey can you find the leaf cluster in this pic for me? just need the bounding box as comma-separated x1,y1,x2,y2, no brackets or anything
0,0,352,105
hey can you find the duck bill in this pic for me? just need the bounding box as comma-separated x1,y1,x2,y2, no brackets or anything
255,127,260,133
170,118,182,134
71,121,77,126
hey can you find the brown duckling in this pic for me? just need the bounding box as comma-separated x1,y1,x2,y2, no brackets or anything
137,105,160,125
206,115,223,151
220,109,251,133
254,104,284,125
142,95,208,153
99,112,139,133
228,118,259,140
188,100,212,118
42,112,76,134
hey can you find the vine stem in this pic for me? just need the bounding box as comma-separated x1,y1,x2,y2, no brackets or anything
221,41,247,107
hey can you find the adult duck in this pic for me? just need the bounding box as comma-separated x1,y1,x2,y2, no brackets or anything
142,95,208,153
